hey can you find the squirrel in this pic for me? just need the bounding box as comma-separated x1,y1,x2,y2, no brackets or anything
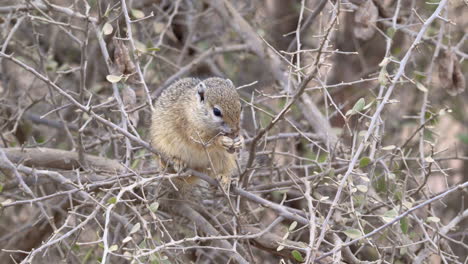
150,77,243,189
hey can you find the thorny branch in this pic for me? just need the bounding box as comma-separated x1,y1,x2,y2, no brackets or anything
0,0,467,263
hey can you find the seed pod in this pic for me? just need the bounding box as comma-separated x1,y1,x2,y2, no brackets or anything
113,40,139,84
437,50,465,96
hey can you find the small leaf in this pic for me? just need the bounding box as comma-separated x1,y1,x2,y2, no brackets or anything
291,250,304,262
343,228,363,239
386,27,396,38
103,22,113,35
352,98,366,113
382,145,396,150
1,199,13,207
319,196,329,201
379,63,389,86
106,75,122,83
130,223,141,234
131,9,145,19
153,22,165,34
134,40,147,53
103,4,112,17
416,82,428,93
359,157,372,168
122,236,132,244
402,201,413,209
427,216,440,223
289,221,298,231
149,202,159,212
381,209,398,223
276,245,284,252
282,232,289,240
109,244,118,252
0,184,3,193
400,217,409,234
360,176,370,182
147,47,161,52
107,197,117,204
123,251,132,259
356,185,368,193
363,101,373,110
424,156,434,163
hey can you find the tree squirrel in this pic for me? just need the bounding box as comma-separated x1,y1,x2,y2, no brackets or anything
150,77,243,188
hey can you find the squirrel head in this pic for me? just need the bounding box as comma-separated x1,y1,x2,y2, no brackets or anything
192,77,241,140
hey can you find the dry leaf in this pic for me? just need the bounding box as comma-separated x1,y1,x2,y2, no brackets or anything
106,75,122,83
354,0,378,41
437,50,465,96
113,40,140,84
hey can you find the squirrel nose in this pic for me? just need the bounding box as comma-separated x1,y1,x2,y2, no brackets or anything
224,127,239,139
222,124,232,134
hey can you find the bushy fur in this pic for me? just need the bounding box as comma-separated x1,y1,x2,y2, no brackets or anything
151,77,241,185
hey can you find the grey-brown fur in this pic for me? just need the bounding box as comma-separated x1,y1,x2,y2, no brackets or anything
150,77,243,187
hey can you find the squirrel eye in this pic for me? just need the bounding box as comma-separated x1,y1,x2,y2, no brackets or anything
213,107,222,117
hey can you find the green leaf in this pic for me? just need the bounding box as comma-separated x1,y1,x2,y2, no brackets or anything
131,9,145,19
0,184,3,193
130,223,141,234
291,250,304,262
400,217,409,234
147,47,161,52
347,98,366,116
359,157,372,168
109,244,118,252
355,97,366,111
381,209,398,223
149,202,160,212
343,228,363,239
107,197,117,204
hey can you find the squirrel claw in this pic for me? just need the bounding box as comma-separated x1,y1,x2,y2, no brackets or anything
220,135,244,152
171,158,186,173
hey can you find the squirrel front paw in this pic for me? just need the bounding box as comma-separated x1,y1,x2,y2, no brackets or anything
219,135,244,153
170,157,187,173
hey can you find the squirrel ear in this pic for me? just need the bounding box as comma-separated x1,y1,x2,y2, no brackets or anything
196,81,206,102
